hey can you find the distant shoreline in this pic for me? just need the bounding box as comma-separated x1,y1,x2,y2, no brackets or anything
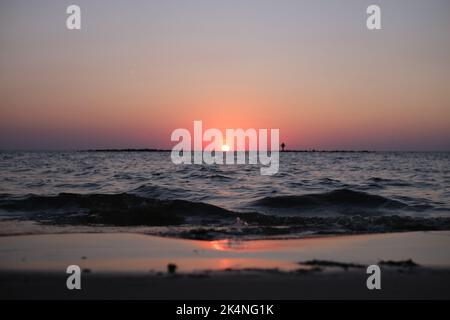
81,148,372,153
1,149,449,153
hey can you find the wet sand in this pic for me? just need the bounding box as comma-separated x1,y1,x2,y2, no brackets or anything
1,231,450,299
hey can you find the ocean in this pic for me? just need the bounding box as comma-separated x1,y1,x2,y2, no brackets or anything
1,151,449,239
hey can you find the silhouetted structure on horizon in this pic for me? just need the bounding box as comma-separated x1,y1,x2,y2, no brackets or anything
281,142,286,152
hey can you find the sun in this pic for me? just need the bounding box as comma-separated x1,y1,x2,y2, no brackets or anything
221,144,230,152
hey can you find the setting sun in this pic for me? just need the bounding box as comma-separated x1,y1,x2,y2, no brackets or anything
221,144,230,152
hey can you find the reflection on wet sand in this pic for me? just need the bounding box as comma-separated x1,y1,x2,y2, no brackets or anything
1,231,449,274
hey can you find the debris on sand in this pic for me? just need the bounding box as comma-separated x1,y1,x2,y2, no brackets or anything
167,263,177,274
379,259,418,268
300,260,365,270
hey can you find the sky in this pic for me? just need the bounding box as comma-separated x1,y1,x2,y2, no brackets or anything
0,0,449,150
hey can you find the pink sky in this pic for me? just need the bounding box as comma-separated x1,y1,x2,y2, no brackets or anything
1,0,449,150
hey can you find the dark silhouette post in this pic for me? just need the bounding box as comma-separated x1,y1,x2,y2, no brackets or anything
281,142,286,152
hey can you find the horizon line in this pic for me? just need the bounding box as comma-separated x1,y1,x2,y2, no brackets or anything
1,148,450,153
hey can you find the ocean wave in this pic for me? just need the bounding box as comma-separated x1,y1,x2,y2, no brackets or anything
367,177,411,187
130,184,188,200
0,190,450,240
253,189,408,214
0,193,233,226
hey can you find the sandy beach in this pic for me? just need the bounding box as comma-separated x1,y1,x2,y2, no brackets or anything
1,231,449,299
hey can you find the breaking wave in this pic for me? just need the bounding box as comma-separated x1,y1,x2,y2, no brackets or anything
253,188,409,214
1,188,450,240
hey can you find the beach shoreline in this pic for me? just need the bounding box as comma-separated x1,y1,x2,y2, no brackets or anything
1,231,449,299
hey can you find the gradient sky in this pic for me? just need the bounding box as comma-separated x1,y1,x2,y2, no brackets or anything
1,0,449,150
